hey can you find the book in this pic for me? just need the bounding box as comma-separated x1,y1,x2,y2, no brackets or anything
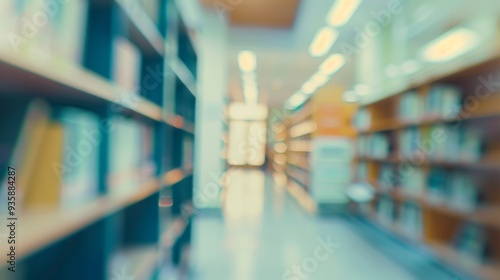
356,161,368,181
112,36,142,93
23,123,65,207
58,107,100,208
108,117,143,193
427,168,449,204
139,123,156,179
454,223,488,264
356,135,368,157
353,108,371,131
399,127,420,158
459,127,482,163
52,0,89,64
377,196,394,224
369,133,390,159
448,172,479,212
399,91,423,122
426,84,462,119
378,164,396,190
400,168,425,196
0,99,50,207
399,202,422,239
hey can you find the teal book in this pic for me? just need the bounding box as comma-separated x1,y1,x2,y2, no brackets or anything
59,107,100,208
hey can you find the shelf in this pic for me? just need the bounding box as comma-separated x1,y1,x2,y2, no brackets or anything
289,120,317,138
16,178,160,259
430,243,500,280
167,58,197,96
0,51,163,122
287,159,309,172
115,0,164,56
375,187,500,230
364,213,495,280
164,113,195,134
357,156,500,170
286,171,308,191
363,52,500,107
359,105,500,134
163,167,193,187
288,140,312,153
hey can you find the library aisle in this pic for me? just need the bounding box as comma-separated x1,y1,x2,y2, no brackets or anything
187,169,456,280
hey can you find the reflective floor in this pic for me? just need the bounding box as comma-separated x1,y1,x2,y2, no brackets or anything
188,169,461,280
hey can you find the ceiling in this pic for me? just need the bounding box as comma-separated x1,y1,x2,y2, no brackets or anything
195,0,500,108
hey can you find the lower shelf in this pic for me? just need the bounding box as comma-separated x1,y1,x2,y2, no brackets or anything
13,178,160,260
365,212,500,280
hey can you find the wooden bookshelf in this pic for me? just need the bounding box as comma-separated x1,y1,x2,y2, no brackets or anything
354,53,500,279
0,0,198,278
15,178,159,259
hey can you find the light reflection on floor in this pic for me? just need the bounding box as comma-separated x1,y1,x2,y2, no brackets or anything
190,169,418,280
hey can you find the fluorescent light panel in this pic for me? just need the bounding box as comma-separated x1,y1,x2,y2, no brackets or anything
327,0,362,27
319,53,346,75
301,81,317,95
286,93,308,109
422,28,478,62
309,27,338,57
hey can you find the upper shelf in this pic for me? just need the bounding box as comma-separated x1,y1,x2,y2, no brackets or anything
0,51,163,121
167,57,197,96
115,0,164,56
0,51,197,130
16,178,160,260
359,96,500,134
362,52,500,107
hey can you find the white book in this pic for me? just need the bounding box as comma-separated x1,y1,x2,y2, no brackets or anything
112,37,142,93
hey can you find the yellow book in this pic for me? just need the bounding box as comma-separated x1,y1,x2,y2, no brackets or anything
11,100,50,204
23,123,64,207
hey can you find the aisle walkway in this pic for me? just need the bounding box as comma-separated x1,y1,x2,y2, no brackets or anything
189,169,457,280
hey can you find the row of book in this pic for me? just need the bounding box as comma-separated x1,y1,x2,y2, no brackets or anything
0,0,89,63
398,84,462,122
376,197,489,263
0,99,155,210
357,124,482,163
376,164,480,212
353,108,371,131
357,133,392,159
399,125,482,162
0,0,161,62
377,196,423,239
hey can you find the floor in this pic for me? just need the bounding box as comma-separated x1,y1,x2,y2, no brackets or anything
186,169,467,280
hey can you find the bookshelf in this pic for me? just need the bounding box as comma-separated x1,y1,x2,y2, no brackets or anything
283,87,357,209
0,0,197,279
354,54,500,280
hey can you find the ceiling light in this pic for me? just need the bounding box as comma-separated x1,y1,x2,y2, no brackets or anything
301,81,317,95
238,50,257,72
343,90,359,103
422,28,478,62
309,27,338,57
311,73,329,88
285,93,308,109
319,53,346,75
327,0,362,27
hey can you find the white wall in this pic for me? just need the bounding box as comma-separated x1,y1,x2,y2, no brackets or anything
194,10,228,209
